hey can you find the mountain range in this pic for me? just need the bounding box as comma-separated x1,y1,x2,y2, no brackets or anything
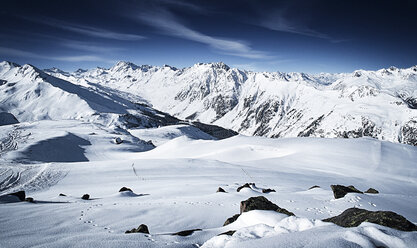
1,60,416,146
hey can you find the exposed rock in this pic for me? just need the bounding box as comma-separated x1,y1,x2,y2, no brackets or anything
115,137,123,144
240,196,294,216
262,188,276,193
237,183,254,192
59,193,66,196
223,214,240,226
323,208,417,232
171,228,202,236
218,230,236,236
309,185,320,190
217,187,226,193
365,188,379,194
191,121,238,139
119,187,132,192
125,224,150,234
8,191,25,201
331,185,363,199
25,197,34,203
399,119,417,146
81,194,90,200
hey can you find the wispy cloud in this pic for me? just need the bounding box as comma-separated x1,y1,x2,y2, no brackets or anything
0,47,115,63
136,9,271,59
260,11,344,43
61,40,126,53
22,16,146,41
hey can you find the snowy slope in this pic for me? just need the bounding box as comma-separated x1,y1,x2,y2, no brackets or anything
47,61,417,146
0,133,416,247
0,61,235,140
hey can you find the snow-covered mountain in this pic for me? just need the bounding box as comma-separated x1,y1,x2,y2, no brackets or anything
45,61,417,146
0,61,236,139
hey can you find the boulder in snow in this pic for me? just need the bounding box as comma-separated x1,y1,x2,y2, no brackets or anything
323,208,417,231
262,188,276,193
114,137,123,144
331,184,362,199
125,224,149,234
217,187,226,193
171,228,202,236
119,187,132,192
365,188,379,194
240,196,294,216
237,183,254,192
223,214,240,226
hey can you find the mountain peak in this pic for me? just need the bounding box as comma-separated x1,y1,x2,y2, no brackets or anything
194,62,230,71
113,61,139,70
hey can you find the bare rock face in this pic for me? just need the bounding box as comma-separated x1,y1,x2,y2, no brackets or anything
399,119,417,146
237,183,254,192
81,194,90,200
262,188,276,193
119,187,132,192
125,224,150,234
330,185,363,199
309,185,320,190
171,228,202,236
223,214,240,226
323,208,417,232
217,187,226,193
365,188,379,194
240,196,295,216
8,191,26,201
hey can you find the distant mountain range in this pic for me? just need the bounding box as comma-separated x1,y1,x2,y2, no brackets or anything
1,61,416,146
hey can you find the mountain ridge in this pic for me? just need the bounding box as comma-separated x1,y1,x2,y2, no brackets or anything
2,60,417,146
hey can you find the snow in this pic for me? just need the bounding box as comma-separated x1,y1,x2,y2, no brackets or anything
1,123,416,247
0,60,416,247
41,60,417,145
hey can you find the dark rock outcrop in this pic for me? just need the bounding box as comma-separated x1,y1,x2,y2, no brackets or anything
262,188,276,193
218,230,236,236
8,191,25,201
59,193,66,196
115,137,123,144
309,185,320,190
240,196,294,216
81,194,90,200
223,214,241,226
171,228,202,236
399,119,417,146
125,224,150,234
237,183,254,192
217,187,226,193
25,197,34,203
191,121,238,139
323,208,417,232
365,188,379,194
331,185,363,199
119,187,132,192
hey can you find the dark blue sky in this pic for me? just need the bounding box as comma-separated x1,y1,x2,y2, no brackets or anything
1,0,416,73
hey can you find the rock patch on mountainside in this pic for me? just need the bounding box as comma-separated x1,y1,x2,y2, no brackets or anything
323,208,417,231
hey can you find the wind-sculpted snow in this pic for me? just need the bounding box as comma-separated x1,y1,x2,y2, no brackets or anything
42,61,417,146
1,133,416,247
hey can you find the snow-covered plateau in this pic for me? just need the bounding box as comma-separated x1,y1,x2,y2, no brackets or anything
0,60,416,247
